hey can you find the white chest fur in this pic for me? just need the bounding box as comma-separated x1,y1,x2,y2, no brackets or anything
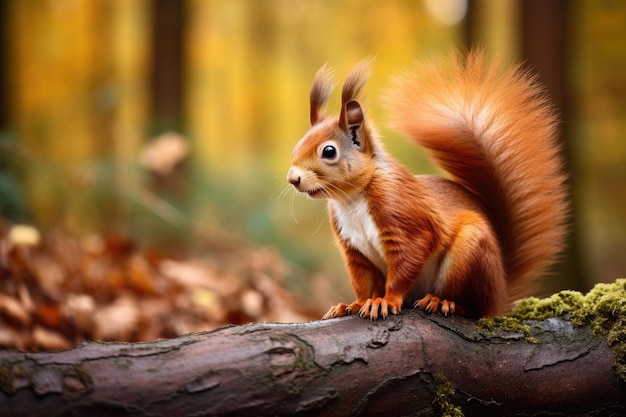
331,196,387,275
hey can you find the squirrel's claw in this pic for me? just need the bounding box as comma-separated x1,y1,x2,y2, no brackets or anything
322,301,364,319
358,299,373,318
346,301,363,314
414,294,456,316
359,297,401,320
322,303,349,319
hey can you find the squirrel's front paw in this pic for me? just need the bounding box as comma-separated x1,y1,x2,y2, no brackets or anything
358,297,401,320
322,301,364,319
322,303,350,319
414,294,456,316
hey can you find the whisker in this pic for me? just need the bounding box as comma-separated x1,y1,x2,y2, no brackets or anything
275,139,296,150
269,184,286,202
289,188,299,224
270,179,301,224
324,180,353,201
311,209,326,237
278,171,368,231
277,183,293,200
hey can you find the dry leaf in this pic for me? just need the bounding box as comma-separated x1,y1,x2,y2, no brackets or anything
0,293,31,326
63,294,96,334
0,218,319,350
32,326,71,351
0,324,24,350
8,224,41,247
37,302,63,328
138,132,189,176
93,296,140,341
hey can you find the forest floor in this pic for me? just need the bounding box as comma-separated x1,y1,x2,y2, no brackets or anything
0,219,320,351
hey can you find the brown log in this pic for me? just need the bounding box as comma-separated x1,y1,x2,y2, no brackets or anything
0,310,624,416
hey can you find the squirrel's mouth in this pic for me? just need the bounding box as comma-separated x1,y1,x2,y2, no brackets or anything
292,182,325,198
306,188,325,198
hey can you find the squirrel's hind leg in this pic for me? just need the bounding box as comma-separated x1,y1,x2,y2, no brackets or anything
415,212,507,318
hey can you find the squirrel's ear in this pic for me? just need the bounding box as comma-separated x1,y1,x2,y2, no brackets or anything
344,100,364,148
345,100,363,127
338,58,372,131
310,63,334,126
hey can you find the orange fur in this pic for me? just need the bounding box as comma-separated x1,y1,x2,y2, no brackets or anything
287,50,568,319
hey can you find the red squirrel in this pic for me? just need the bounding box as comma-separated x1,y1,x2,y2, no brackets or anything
287,50,568,319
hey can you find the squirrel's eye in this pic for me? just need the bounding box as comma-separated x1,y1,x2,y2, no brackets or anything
321,145,337,160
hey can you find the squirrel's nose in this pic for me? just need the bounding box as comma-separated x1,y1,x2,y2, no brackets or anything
287,168,301,186
288,175,300,187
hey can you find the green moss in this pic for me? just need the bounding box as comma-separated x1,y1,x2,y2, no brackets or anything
524,336,538,344
432,375,464,417
413,374,463,416
479,278,626,381
478,316,531,335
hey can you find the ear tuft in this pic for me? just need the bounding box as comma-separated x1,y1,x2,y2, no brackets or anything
338,57,373,132
310,63,334,125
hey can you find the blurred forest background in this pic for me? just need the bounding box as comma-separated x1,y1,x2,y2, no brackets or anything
0,0,625,349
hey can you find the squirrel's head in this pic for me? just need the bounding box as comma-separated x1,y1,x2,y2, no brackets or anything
287,59,379,202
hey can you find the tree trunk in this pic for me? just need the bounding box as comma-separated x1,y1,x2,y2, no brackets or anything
0,310,624,416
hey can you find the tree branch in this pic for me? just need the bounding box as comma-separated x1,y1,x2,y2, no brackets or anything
1,310,624,416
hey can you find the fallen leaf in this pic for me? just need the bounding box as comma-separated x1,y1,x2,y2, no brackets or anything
0,293,31,326
37,302,62,328
8,224,41,247
62,293,96,334
0,324,25,350
32,326,71,351
93,296,140,341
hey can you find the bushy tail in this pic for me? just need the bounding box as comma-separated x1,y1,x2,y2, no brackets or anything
386,49,568,301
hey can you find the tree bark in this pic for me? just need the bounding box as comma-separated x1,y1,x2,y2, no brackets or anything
1,310,624,417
